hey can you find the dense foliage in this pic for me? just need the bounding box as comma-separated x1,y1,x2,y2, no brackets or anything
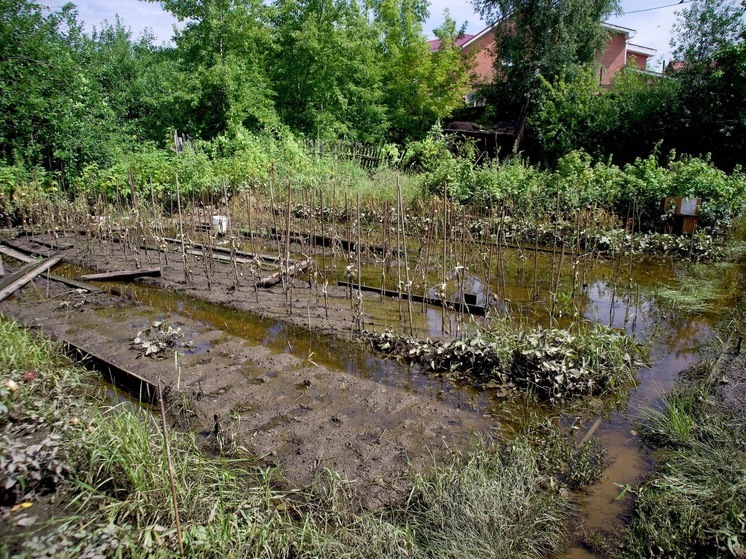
1,0,746,213
526,0,746,169
0,0,474,180
472,0,619,115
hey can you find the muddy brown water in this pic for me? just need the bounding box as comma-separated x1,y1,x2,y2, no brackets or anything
2,232,741,553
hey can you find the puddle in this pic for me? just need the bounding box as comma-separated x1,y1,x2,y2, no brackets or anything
48,244,743,555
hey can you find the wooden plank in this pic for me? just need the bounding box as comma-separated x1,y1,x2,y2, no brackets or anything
1,238,56,258
32,238,74,250
256,261,309,288
163,237,287,265
0,245,37,263
0,245,97,292
60,340,157,404
49,275,100,293
184,248,256,266
0,254,3,278
0,262,39,292
78,267,161,282
0,257,62,302
337,280,488,316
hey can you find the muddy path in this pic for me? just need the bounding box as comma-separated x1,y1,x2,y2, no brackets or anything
0,235,495,508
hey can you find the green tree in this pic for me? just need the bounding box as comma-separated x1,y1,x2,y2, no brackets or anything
270,0,386,142
668,0,746,168
529,66,682,166
374,1,474,141
88,19,167,141
0,0,119,179
472,0,619,115
149,0,277,138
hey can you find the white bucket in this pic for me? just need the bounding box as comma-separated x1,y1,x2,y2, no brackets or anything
211,215,229,235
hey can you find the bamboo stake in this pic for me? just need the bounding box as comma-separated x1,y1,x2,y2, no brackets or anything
285,182,293,315
441,189,448,335
175,173,189,283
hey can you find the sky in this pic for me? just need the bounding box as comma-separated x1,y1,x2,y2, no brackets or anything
63,0,688,69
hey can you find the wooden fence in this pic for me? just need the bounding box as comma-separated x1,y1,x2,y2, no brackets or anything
305,139,399,169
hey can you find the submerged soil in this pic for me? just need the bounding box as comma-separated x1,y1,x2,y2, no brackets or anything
0,232,494,508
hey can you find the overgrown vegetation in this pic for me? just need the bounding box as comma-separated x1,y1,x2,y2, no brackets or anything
365,322,642,404
0,317,611,558
622,371,746,557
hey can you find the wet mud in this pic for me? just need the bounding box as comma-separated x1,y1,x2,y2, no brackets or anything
0,233,495,508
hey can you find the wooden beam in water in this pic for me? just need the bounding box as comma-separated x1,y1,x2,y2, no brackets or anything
256,261,309,288
162,237,287,265
2,238,56,258
60,340,157,404
337,280,488,316
0,245,99,293
78,267,162,282
0,257,62,302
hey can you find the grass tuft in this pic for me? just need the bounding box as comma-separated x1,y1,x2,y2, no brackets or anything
623,380,746,557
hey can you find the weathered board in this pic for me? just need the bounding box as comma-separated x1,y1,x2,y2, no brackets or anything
78,267,162,282
0,257,62,302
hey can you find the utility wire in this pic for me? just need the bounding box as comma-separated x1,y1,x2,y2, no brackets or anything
623,1,694,15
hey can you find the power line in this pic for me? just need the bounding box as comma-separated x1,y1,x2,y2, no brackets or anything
623,1,694,15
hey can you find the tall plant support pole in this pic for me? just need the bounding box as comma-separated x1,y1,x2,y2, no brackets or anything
398,178,414,336
381,200,387,303
157,380,184,558
422,200,435,313
222,180,239,288
356,193,363,332
269,178,282,258
396,190,402,321
284,182,293,316
441,188,448,335
245,188,257,257
175,173,189,283
320,189,329,318
457,206,467,335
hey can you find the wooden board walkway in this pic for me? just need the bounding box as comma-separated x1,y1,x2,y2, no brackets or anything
78,268,162,282
163,237,289,265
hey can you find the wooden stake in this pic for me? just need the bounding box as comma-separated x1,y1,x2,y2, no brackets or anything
157,380,184,558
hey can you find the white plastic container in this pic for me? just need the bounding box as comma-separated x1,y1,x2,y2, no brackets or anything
211,215,229,235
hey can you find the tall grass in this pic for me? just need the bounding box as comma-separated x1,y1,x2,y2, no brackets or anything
2,317,578,558
623,378,746,557
406,442,572,559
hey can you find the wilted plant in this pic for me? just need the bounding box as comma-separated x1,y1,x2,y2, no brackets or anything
131,320,185,358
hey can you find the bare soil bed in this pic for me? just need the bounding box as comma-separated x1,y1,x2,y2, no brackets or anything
0,232,494,508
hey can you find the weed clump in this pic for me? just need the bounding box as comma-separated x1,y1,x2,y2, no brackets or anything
622,379,746,557
365,322,642,404
405,441,573,558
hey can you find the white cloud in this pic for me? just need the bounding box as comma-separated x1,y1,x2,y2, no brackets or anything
50,0,181,45
59,0,680,62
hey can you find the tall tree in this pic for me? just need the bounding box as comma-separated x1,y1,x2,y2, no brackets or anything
148,0,277,138
374,1,474,141
88,19,167,141
668,0,746,168
671,0,745,65
0,0,118,178
472,0,619,114
270,0,386,141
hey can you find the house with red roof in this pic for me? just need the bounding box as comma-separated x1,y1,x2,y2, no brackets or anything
429,21,657,97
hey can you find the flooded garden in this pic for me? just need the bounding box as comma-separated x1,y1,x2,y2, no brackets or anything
2,148,745,557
